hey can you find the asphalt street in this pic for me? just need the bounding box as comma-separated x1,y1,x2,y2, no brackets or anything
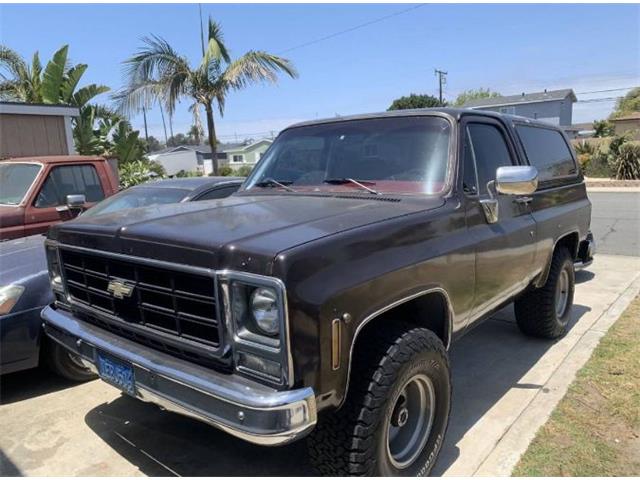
589,191,640,257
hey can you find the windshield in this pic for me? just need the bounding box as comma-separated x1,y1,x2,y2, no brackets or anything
244,116,451,195
82,186,190,217
0,163,42,205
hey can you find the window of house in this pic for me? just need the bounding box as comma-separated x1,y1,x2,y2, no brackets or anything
35,164,105,208
515,125,576,181
499,106,516,115
233,155,244,163
466,123,514,195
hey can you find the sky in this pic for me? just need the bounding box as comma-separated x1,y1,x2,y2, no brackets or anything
1,3,638,143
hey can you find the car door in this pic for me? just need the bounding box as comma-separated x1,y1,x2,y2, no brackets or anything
23,163,106,236
461,117,538,326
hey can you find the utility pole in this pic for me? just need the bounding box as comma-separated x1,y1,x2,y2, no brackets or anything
199,4,205,56
434,68,448,105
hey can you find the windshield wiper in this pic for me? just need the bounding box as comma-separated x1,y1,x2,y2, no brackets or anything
323,178,380,195
253,178,297,192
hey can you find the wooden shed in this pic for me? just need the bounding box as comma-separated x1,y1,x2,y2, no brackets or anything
0,102,79,158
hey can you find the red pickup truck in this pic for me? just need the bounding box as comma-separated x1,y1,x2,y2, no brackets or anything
0,156,119,241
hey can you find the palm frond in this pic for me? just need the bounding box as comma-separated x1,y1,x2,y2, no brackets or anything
123,35,190,84
41,45,69,103
0,45,27,80
200,18,231,70
72,84,110,108
221,51,298,91
61,63,88,104
112,81,165,117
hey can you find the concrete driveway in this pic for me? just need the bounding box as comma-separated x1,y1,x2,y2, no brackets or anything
1,253,639,476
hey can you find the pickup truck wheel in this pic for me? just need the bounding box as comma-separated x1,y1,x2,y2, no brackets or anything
307,324,451,476
515,246,575,339
46,341,97,382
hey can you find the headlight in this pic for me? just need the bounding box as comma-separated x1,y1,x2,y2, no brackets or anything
250,287,279,336
45,244,64,292
0,285,25,315
221,272,290,386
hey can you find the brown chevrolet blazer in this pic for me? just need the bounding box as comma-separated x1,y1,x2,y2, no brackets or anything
42,109,594,476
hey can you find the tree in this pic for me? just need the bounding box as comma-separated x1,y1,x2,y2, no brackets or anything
187,124,203,145
0,45,109,107
388,94,444,111
593,120,614,138
453,88,501,107
117,17,297,175
144,135,163,152
610,87,640,119
167,133,190,146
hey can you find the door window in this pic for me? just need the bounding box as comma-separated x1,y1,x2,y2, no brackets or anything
462,131,479,195
35,164,105,208
466,123,514,195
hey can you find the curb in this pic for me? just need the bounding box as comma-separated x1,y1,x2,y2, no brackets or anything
587,186,640,193
473,270,640,476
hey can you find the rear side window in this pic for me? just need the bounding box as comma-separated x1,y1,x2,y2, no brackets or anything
196,185,240,201
515,125,576,181
35,164,105,208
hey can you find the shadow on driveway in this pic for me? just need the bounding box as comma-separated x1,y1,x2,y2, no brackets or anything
0,367,88,406
82,300,591,476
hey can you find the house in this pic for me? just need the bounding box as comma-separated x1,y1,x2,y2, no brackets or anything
0,101,79,158
610,113,640,140
149,138,273,176
462,89,577,126
223,139,273,171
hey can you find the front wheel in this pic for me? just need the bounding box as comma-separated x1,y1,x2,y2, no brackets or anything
307,324,451,476
46,341,97,382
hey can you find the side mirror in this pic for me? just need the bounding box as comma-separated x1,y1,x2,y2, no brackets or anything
66,194,86,208
495,166,538,196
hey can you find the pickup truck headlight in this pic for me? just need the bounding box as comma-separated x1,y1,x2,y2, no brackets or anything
250,287,280,336
220,272,291,386
45,244,64,293
0,285,25,315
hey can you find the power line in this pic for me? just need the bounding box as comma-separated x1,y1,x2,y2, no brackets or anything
277,4,425,55
575,87,635,95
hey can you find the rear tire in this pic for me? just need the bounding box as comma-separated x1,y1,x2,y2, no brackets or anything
515,246,575,339
46,341,97,382
307,323,451,476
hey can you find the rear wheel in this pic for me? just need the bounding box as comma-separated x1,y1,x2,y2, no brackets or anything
46,341,97,382
515,246,575,339
307,323,451,476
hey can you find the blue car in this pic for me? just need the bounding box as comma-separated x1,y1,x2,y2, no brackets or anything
0,177,243,380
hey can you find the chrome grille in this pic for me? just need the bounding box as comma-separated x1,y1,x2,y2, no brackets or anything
59,248,223,358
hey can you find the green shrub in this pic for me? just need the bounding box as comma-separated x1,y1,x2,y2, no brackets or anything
212,165,234,176
236,165,254,177
610,141,640,180
119,160,155,189
175,169,201,178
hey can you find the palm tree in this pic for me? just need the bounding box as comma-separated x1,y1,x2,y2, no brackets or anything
116,18,297,174
0,45,109,107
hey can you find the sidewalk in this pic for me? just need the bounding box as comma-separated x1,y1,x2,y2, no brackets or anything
1,255,639,476
435,254,640,476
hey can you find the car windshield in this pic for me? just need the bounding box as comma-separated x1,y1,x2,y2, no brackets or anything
82,186,190,217
244,116,451,195
0,163,42,205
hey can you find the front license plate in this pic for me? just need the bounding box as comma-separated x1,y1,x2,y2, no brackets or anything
97,352,136,396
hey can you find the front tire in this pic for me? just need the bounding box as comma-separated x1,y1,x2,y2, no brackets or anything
46,341,97,382
307,324,451,476
515,246,575,339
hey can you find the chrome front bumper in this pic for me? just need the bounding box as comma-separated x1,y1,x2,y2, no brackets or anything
41,305,317,446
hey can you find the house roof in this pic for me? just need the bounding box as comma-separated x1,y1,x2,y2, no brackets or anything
462,89,577,109
611,112,640,121
148,139,272,157
0,101,80,117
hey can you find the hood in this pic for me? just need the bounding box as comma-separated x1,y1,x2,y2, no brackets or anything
0,205,24,229
0,234,47,285
50,194,445,273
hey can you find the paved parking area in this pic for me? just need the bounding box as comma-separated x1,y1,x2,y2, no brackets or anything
2,253,638,476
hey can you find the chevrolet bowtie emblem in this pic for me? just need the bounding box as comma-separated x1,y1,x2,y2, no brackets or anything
107,279,134,299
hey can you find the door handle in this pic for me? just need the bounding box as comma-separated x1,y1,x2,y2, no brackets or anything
514,196,533,205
